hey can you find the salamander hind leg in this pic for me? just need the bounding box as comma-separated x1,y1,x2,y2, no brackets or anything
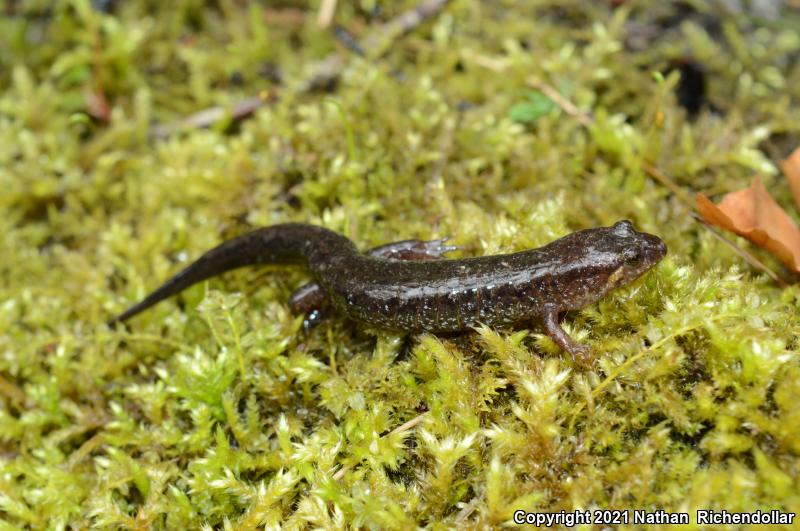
541,304,593,365
288,282,331,331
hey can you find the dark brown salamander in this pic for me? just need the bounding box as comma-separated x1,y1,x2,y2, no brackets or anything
110,220,666,361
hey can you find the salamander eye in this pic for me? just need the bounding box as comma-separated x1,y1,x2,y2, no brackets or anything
623,248,642,263
613,220,635,236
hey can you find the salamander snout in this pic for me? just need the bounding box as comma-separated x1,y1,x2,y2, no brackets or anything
638,232,667,264
617,229,667,284
651,235,668,261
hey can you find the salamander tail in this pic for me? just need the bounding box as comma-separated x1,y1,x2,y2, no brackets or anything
108,223,354,325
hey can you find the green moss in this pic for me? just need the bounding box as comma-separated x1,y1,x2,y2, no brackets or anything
2,1,800,528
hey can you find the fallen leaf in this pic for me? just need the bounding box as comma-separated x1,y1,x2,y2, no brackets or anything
779,147,800,212
696,176,800,272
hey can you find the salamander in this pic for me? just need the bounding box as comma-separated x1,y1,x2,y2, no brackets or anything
110,220,667,362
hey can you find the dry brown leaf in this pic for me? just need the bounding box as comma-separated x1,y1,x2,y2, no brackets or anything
696,176,800,272
779,147,800,212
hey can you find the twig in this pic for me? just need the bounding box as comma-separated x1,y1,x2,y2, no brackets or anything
380,0,450,40
527,76,593,127
150,94,269,139
388,410,428,436
640,160,695,209
150,0,451,138
333,25,365,57
526,76,788,286
317,0,337,28
692,214,789,287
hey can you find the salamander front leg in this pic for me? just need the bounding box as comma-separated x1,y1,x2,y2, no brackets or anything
288,238,459,329
541,304,592,365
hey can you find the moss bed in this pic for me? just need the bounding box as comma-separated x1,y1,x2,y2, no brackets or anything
2,1,800,528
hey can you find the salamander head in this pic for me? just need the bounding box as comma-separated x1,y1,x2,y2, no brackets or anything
554,220,667,310
603,220,667,288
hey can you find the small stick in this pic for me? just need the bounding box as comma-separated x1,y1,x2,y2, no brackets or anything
387,410,428,436
150,94,269,139
383,0,450,39
640,160,694,210
333,25,365,57
527,76,593,127
692,214,789,287
317,0,337,28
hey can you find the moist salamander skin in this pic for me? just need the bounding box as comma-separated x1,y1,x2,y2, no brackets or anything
110,220,667,361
